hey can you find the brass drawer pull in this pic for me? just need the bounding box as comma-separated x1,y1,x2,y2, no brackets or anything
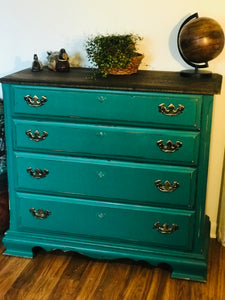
25,129,48,142
27,167,49,179
157,139,182,153
155,180,180,192
24,95,47,107
153,222,179,234
158,103,185,116
29,208,51,219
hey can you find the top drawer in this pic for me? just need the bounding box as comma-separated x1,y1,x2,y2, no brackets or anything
12,85,202,129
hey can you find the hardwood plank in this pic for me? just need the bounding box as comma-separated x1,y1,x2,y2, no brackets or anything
0,255,30,299
73,261,108,300
203,239,225,300
49,253,90,299
0,237,225,299
91,260,131,300
4,250,70,300
120,263,155,299
145,268,171,300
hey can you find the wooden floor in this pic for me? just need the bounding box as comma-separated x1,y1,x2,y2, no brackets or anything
0,236,224,300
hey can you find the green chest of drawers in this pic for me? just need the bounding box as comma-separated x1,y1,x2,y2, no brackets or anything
0,68,222,282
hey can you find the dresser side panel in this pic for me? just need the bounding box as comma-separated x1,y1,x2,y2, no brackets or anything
193,95,213,253
2,84,18,230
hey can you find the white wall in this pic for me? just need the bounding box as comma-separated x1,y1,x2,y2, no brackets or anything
0,0,225,236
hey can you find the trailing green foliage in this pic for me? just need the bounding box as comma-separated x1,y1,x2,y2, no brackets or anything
85,33,142,77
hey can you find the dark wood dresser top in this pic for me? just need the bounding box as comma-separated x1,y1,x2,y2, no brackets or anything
0,67,222,95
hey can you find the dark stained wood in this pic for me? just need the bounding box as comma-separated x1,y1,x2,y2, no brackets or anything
0,67,222,95
0,236,225,299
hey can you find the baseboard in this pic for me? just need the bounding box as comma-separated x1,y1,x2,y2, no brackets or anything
210,221,217,238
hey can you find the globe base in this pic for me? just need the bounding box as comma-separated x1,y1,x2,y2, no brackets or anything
180,69,212,78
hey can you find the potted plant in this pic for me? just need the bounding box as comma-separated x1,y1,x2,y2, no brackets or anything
85,33,143,77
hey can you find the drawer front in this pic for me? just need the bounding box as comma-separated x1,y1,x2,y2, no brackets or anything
14,119,200,165
12,85,202,129
17,193,195,250
15,153,197,208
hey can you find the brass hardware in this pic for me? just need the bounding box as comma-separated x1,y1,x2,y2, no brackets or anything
24,95,47,107
153,222,179,234
27,167,49,179
158,103,185,116
155,180,180,192
25,129,48,142
157,139,182,153
29,208,51,219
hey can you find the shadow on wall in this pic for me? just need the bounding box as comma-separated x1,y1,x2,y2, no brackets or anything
0,36,86,79
0,57,31,98
168,14,191,69
0,57,31,81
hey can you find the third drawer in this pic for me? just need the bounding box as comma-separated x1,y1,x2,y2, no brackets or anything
14,152,197,208
13,119,200,166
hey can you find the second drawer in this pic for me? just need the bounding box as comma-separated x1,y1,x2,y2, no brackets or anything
13,119,200,165
14,152,197,208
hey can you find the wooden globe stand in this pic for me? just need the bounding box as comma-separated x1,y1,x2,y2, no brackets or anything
180,66,212,78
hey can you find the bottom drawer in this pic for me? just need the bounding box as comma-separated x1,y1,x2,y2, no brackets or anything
17,193,195,251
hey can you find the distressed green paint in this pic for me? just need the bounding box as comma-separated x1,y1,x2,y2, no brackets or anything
15,152,197,208
14,119,200,165
0,69,220,282
12,85,202,129
17,193,195,250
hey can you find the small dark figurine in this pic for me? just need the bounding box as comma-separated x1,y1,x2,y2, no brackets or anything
31,54,43,72
56,48,70,72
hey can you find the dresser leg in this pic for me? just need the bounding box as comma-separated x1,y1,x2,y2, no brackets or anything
3,231,34,258
170,261,207,282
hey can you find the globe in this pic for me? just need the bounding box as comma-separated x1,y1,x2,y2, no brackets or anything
177,13,224,76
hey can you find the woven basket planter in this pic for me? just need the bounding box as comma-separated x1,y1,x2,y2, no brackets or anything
106,54,144,75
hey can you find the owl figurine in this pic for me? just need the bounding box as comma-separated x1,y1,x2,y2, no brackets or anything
56,48,70,72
